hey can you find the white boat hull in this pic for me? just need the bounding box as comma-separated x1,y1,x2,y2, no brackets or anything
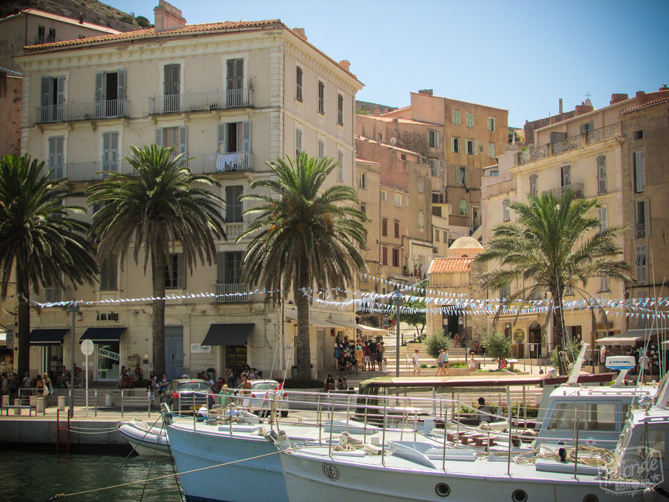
118,421,170,457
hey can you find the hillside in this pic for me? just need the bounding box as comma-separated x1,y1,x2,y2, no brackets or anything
0,0,144,32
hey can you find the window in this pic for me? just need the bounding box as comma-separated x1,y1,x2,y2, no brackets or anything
318,140,325,161
435,229,440,242
459,200,468,216
318,81,325,114
529,174,537,195
295,66,303,102
634,130,643,140
564,284,574,296
165,253,185,289
37,25,45,43
457,166,466,185
337,94,344,126
503,199,510,221
580,121,594,134
429,130,440,148
392,248,400,267
452,110,460,125
636,245,647,283
226,185,243,223
102,131,119,174
597,155,607,194
633,151,645,192
95,69,126,117
217,251,243,284
488,117,495,131
382,218,388,237
546,402,619,432
489,142,496,159
163,63,181,112
360,204,366,214
47,136,64,179
337,150,344,182
295,128,303,157
636,200,650,238
226,58,244,106
598,206,608,231
499,284,510,301
381,190,387,201
418,210,424,228
466,113,474,127
394,220,400,238
99,256,117,291
561,165,571,187
429,159,441,176
40,76,65,122
382,247,388,266
394,194,402,207
359,172,366,189
156,126,188,157
418,177,424,193
451,137,460,154
466,140,476,155
600,277,610,292
47,28,56,43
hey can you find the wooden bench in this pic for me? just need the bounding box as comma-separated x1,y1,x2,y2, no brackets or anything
2,405,33,416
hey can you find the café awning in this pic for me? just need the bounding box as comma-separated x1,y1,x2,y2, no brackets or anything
202,323,254,346
80,327,126,343
596,329,663,346
30,328,69,346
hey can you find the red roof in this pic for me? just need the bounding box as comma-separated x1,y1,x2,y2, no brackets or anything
428,257,475,274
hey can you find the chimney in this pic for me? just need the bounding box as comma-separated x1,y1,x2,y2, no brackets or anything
610,93,629,105
79,12,84,24
293,28,307,40
338,60,351,72
574,100,594,115
154,0,187,32
418,89,433,96
559,98,563,114
635,91,647,105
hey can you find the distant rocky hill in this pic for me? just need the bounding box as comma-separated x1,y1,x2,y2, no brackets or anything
0,0,145,31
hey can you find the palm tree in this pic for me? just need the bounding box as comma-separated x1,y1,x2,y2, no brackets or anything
239,153,368,380
87,145,226,375
0,154,98,378
475,191,633,365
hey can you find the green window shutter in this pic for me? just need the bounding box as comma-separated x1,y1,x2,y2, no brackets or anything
117,68,126,115
242,121,252,152
94,71,104,117
178,126,188,155
218,123,227,153
473,141,478,155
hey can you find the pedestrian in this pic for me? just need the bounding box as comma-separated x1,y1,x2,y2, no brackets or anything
35,374,45,396
158,373,170,394
412,349,420,376
469,352,478,372
436,350,444,376
381,358,388,377
363,342,371,371
443,348,450,372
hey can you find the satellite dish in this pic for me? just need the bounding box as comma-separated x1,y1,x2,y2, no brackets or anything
390,137,397,145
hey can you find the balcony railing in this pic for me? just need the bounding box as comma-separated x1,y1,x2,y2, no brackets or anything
225,222,246,240
542,183,584,200
213,283,252,303
45,160,135,182
35,99,128,124
149,89,253,115
517,123,621,166
42,287,63,304
186,152,254,174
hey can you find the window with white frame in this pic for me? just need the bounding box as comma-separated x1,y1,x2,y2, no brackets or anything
503,199,510,221
165,253,185,289
529,174,537,195
95,69,126,118
337,150,344,182
597,155,607,194
633,151,645,192
451,137,460,154
163,63,181,112
156,126,188,157
318,81,325,114
561,164,571,187
598,206,608,231
452,110,460,125
102,131,119,174
225,185,243,223
489,142,496,159
466,113,474,127
488,117,495,131
217,251,243,285
47,135,65,179
295,128,303,157
394,194,402,207
296,66,303,102
337,93,344,126
636,244,647,283
359,172,366,189
429,130,440,148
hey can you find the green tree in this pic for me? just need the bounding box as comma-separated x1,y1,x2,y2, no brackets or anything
475,191,632,367
239,153,368,380
425,330,450,359
87,145,226,375
484,331,512,369
0,154,98,378
391,289,426,339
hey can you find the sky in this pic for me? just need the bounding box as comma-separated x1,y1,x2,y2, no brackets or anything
102,0,669,128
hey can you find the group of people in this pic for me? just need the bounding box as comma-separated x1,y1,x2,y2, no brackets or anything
118,364,146,389
0,371,54,402
322,373,349,392
333,335,388,374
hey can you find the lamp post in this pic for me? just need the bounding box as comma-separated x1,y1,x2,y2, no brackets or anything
67,299,80,417
392,290,403,377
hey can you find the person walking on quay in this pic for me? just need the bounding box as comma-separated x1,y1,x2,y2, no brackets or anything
381,358,388,377
413,349,421,376
436,349,445,376
443,348,450,373
363,342,371,371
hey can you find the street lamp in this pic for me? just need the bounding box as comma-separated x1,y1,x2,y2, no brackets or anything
67,299,80,417
392,290,403,377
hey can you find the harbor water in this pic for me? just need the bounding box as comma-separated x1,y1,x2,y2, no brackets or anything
0,449,183,502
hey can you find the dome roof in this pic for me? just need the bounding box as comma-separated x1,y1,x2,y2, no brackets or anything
449,236,483,250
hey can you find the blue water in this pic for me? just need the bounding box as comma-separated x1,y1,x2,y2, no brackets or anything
0,449,183,502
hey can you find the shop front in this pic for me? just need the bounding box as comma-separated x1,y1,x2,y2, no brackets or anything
80,327,126,382
29,328,69,379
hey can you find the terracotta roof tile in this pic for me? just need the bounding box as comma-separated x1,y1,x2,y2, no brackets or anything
1,9,119,34
358,114,439,127
620,95,669,115
355,135,422,156
428,257,475,274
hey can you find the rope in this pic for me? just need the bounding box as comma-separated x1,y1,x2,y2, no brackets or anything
44,446,295,500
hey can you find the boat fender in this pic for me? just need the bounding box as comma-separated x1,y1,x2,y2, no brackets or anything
363,444,383,455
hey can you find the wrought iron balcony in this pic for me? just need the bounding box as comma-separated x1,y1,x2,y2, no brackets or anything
149,89,253,115
186,152,254,175
516,123,621,166
35,99,128,124
44,160,134,182
542,183,584,200
213,283,253,303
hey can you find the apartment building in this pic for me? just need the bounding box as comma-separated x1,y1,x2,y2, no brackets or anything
481,88,669,359
357,90,508,241
15,1,363,381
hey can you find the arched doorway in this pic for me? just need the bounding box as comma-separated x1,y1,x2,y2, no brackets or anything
529,322,542,358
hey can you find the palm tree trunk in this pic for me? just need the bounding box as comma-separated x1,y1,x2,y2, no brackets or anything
295,263,312,380
151,247,167,376
552,288,569,374
16,268,30,380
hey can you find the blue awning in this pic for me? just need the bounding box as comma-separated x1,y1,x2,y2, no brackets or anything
202,323,254,346
80,327,126,343
30,328,69,346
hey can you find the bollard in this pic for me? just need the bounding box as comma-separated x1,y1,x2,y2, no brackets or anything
58,395,65,411
35,396,44,414
105,393,113,407
1,395,8,407
13,398,20,415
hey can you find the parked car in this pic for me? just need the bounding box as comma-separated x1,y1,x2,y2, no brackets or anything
235,379,288,417
160,379,214,413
